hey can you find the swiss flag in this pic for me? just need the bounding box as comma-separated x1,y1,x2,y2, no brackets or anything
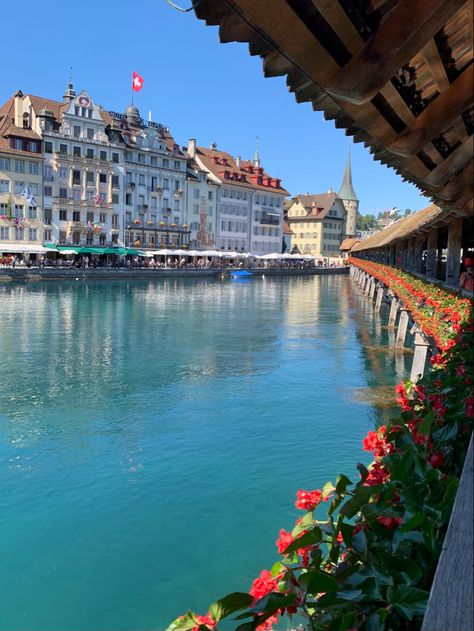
132,71,144,92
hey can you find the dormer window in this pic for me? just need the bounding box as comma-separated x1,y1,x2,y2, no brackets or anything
22,113,30,129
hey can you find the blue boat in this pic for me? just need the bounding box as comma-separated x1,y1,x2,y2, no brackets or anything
230,269,253,278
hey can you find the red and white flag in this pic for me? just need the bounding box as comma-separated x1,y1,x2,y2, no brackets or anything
132,71,144,92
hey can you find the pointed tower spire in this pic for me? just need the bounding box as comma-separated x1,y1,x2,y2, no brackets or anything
63,68,76,103
338,149,358,201
254,136,260,168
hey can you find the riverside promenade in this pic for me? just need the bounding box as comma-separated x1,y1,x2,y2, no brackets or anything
0,266,348,283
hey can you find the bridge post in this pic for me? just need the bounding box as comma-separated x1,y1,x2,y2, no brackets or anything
388,295,398,327
396,308,409,347
410,331,430,382
375,284,385,311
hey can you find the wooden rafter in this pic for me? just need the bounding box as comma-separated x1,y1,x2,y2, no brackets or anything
387,63,473,157
325,0,466,104
424,136,473,186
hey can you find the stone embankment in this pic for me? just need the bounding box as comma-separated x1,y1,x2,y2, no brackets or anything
0,267,349,283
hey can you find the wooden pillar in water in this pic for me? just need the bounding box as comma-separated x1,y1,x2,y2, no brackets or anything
369,278,376,300
410,331,430,382
388,296,398,327
446,218,463,287
375,284,385,312
426,229,438,279
396,308,409,347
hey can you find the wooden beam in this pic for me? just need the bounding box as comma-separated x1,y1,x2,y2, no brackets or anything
424,136,474,187
325,0,466,104
422,39,450,92
436,164,473,200
387,64,474,157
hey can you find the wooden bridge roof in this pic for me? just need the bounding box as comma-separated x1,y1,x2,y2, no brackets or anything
194,0,473,219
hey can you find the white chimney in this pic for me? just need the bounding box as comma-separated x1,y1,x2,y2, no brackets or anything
188,138,196,157
327,187,333,194
236,155,241,168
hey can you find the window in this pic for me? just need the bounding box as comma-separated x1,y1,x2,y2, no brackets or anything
59,144,68,155
59,188,68,199
99,173,107,184
73,146,81,157
72,211,80,222
0,157,10,170
0,180,9,193
112,153,119,163
15,227,23,240
44,165,53,181
138,153,146,164
28,228,38,241
44,186,52,197
138,174,145,186
126,194,132,206
151,197,157,209
112,214,119,228
73,189,81,200
28,206,37,219
111,175,119,189
193,204,199,215
86,172,94,185
86,212,94,222
0,227,9,239
174,199,180,210
150,156,158,166
163,178,169,189
162,158,169,168
112,194,119,204
87,128,94,140
163,197,169,210
174,160,180,170
86,148,94,159
208,191,213,200
100,150,107,160
44,228,52,241
194,189,199,199
14,181,25,194
59,210,67,220
73,170,81,185
87,190,95,201
174,180,180,191
14,160,25,173
98,213,105,223
59,166,68,179
14,139,23,150
30,183,39,195
73,125,81,138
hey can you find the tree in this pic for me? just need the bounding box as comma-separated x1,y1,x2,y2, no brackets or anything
404,208,412,216
357,214,378,231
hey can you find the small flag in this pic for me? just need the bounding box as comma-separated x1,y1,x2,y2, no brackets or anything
95,194,103,206
132,71,144,92
21,186,36,207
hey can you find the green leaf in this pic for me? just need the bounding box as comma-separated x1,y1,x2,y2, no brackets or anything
322,481,335,499
352,529,368,555
443,478,459,504
357,462,369,483
336,589,364,601
340,521,354,547
335,474,352,494
270,561,286,578
251,592,296,616
348,565,393,587
166,611,198,631
391,451,413,482
400,512,424,532
299,570,339,594
283,527,322,554
291,511,314,537
387,586,429,620
378,553,423,585
209,593,253,623
432,422,458,443
392,530,425,553
235,622,258,631
328,612,356,631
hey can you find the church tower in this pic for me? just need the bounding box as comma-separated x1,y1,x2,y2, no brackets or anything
338,152,359,237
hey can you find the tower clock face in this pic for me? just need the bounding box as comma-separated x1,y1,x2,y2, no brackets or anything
78,96,90,107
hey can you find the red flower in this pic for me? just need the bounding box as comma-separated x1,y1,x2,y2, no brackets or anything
295,489,322,511
377,516,403,529
256,614,279,630
428,452,445,468
364,461,390,486
276,529,294,554
362,427,393,458
192,613,216,630
249,570,279,602
466,396,474,418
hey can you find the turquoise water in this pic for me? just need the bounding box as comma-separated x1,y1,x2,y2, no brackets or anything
0,275,411,630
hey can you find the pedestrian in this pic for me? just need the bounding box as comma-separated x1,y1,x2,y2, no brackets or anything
460,257,474,292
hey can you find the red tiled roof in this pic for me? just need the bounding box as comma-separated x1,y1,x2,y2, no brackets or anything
289,192,341,220
283,221,293,235
196,146,289,194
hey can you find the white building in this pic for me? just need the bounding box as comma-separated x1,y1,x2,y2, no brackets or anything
187,140,288,254
184,153,218,249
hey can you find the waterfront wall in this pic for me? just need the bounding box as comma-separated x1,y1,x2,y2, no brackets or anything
0,267,349,283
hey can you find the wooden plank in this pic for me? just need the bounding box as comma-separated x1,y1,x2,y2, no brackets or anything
424,136,474,186
422,437,473,631
422,39,450,91
325,0,466,104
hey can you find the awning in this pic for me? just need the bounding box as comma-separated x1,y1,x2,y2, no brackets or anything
0,243,51,254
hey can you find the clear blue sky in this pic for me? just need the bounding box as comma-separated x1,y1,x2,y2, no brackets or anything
2,0,429,215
